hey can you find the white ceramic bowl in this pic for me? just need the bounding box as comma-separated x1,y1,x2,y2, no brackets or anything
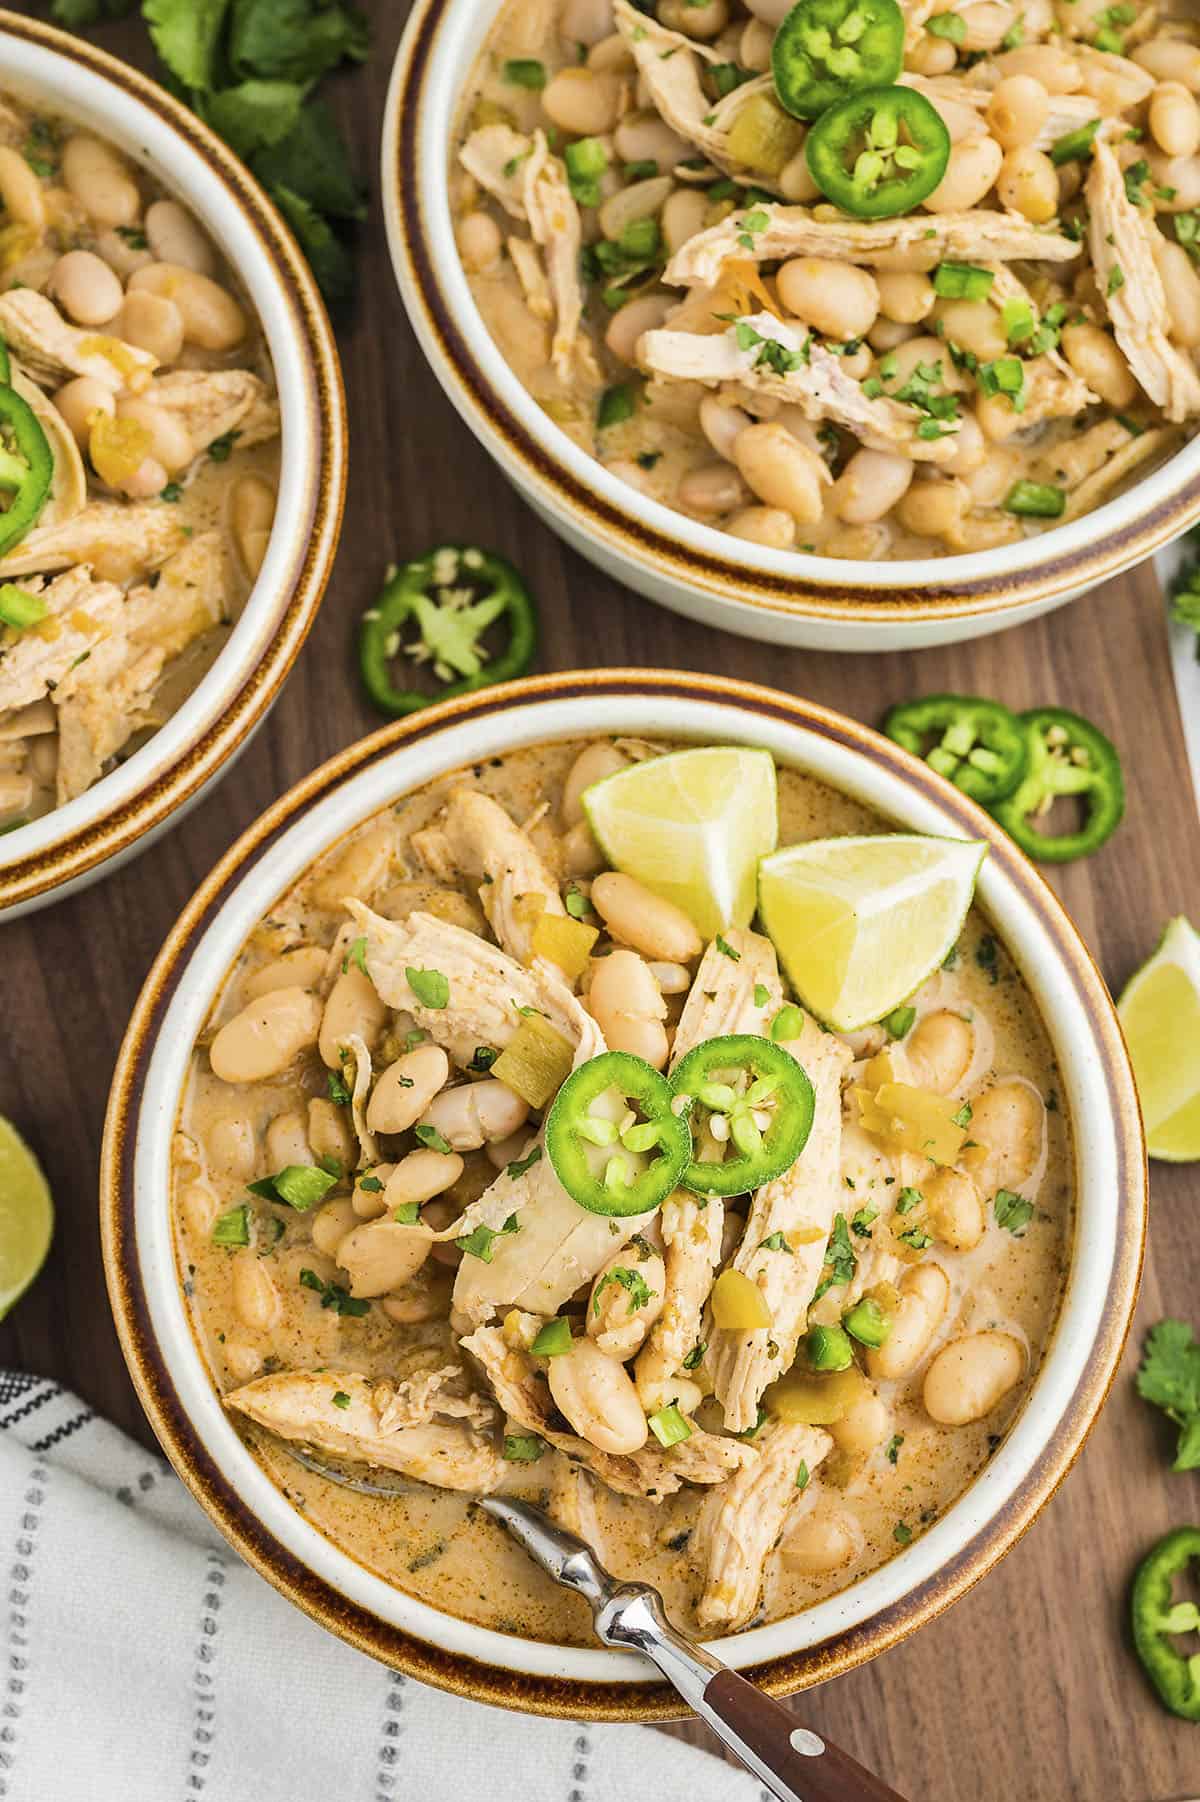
0,11,346,918
102,671,1145,1720
381,0,1200,653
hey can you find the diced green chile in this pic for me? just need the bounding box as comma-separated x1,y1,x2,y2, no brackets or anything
772,0,905,121
0,385,53,558
670,1034,815,1197
545,1050,691,1217
358,546,537,718
805,86,950,219
991,706,1124,863
1131,1527,1200,1720
882,693,1028,805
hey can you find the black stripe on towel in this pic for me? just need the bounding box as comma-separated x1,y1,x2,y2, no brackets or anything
0,1462,49,1800
373,1670,408,1799
185,1553,227,1795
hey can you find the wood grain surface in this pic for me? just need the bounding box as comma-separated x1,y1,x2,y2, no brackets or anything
2,7,1199,1798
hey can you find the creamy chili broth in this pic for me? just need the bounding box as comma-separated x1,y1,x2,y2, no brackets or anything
0,93,280,829
173,739,1071,1644
450,0,1200,560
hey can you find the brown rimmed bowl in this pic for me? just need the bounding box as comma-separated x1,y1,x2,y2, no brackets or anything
381,0,1200,653
0,9,346,918
101,669,1145,1719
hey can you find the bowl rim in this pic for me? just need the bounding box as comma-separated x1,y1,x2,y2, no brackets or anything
0,7,346,911
380,0,1200,629
100,667,1147,1721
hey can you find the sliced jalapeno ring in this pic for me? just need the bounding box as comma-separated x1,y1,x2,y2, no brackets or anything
1131,1527,1200,1721
772,0,905,121
545,1050,691,1218
671,1033,815,1197
358,545,537,718
805,85,950,219
0,385,52,559
991,706,1124,863
882,693,1028,806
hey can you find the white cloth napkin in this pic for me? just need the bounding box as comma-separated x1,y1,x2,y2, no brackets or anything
0,1370,760,1802
1157,545,1200,819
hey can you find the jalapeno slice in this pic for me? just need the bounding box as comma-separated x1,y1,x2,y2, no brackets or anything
0,385,52,558
1131,1527,1200,1720
358,545,537,718
545,1050,692,1218
670,1034,815,1197
805,85,950,219
882,694,1028,806
991,706,1124,863
773,0,905,120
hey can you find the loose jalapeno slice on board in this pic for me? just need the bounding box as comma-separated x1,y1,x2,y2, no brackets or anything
1131,1527,1200,1720
805,86,950,218
358,545,537,718
0,385,52,558
545,1050,691,1217
881,694,1028,806
991,706,1124,863
671,1034,815,1197
773,0,905,120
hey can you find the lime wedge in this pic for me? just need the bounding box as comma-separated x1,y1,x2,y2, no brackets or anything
1118,916,1200,1162
583,746,778,937
0,1117,53,1321
758,833,987,1032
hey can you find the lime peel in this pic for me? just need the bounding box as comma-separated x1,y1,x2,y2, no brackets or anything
0,1117,53,1321
1118,916,1200,1163
582,745,778,938
757,833,987,1032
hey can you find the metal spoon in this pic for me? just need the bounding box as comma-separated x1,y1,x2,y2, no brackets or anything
284,1448,908,1802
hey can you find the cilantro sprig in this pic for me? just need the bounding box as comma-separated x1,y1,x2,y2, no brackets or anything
1137,1320,1200,1470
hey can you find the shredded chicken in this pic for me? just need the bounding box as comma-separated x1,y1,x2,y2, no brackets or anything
463,1325,748,1497
0,290,157,391
147,368,281,453
694,1422,832,1630
345,903,602,1070
641,319,960,462
612,2,750,181
1087,137,1200,422
709,1015,853,1433
664,206,1080,290
984,266,1097,420
344,1032,380,1169
0,567,124,714
412,786,566,968
0,501,187,585
52,630,162,805
226,1370,505,1493
123,531,228,662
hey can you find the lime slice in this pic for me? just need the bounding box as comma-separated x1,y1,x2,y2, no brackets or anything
0,1117,53,1321
758,833,987,1032
583,746,778,938
1118,916,1200,1162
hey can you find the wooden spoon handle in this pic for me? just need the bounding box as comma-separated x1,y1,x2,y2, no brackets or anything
698,1669,911,1802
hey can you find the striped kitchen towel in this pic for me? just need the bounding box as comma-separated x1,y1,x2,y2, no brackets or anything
0,1371,761,1802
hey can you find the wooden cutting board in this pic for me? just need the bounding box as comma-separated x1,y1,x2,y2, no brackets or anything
2,8,1199,1797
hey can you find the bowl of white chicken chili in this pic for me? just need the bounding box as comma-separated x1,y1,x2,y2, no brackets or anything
101,670,1144,1718
383,0,1200,650
0,12,345,917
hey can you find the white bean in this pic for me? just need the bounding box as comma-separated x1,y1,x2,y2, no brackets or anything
905,1010,973,1093
677,460,752,515
231,1250,280,1331
732,422,826,524
547,1335,649,1453
829,448,913,525
613,111,691,167
0,146,45,231
336,1220,433,1298
384,1148,465,1207
563,741,629,826
925,1169,986,1252
923,136,1003,213
827,1386,890,1456
661,186,709,255
996,145,1058,222
875,270,934,325
560,0,615,46
307,1097,355,1171
542,68,623,136
866,1262,950,1381
311,1197,359,1258
987,75,1050,148
1150,81,1200,158
962,1079,1044,1198
115,398,193,475
318,968,389,1069
367,1043,451,1135
726,505,797,549
419,1079,529,1150
230,474,276,581
590,870,702,962
61,134,140,228
699,395,753,462
598,175,672,243
604,292,671,365
144,198,216,275
54,375,114,450
127,262,246,350
352,1164,395,1220
1157,239,1200,348
782,1512,860,1575
457,210,502,272
776,257,880,339
47,250,123,326
923,1331,1024,1424
587,947,669,1066
206,1112,256,1182
210,986,322,1083
243,946,327,999
265,1109,313,1170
